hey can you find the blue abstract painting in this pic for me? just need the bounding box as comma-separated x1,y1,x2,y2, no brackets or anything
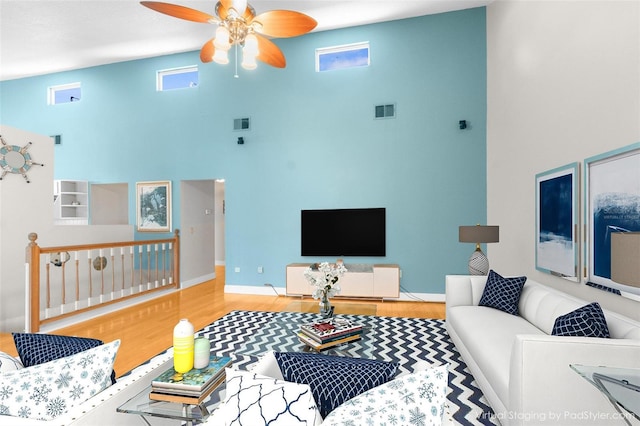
536,164,578,278
586,144,640,297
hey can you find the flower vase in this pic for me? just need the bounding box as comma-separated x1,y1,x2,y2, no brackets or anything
319,290,334,318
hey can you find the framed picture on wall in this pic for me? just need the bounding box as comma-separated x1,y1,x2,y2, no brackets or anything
585,143,640,297
136,181,172,232
535,162,580,281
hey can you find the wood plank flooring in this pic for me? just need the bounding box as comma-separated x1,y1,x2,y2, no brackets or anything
0,267,445,377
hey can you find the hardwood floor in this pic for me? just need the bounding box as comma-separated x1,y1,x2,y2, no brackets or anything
0,266,445,377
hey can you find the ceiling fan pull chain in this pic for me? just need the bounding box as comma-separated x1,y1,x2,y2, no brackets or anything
234,44,239,78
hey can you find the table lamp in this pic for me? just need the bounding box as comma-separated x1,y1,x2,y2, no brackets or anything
459,225,500,275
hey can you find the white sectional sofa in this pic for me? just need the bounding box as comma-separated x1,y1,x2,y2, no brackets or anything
446,274,640,425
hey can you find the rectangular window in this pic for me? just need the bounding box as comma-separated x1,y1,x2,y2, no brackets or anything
48,82,81,105
316,42,370,72
157,66,199,91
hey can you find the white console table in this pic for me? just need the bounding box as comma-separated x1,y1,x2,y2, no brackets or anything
286,263,400,299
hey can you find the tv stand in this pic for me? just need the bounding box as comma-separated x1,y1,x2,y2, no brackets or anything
285,263,400,299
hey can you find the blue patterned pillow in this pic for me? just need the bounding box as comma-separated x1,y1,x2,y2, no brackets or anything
274,352,399,418
12,333,116,384
478,270,527,315
552,302,610,338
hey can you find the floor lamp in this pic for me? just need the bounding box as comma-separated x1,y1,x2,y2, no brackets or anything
459,225,500,275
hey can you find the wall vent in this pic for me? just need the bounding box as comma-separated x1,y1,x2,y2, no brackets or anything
233,117,250,131
374,104,396,119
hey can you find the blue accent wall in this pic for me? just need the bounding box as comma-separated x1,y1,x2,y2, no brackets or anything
0,8,487,294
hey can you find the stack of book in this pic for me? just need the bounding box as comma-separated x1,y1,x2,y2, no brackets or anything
149,355,232,404
298,318,362,351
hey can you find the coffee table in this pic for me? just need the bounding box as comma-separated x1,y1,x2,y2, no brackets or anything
117,380,226,425
235,312,378,360
570,364,640,425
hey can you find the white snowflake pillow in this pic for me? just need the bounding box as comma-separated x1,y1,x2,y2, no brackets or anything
0,351,24,372
322,364,449,426
0,339,120,421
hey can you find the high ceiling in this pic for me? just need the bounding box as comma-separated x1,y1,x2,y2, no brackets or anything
0,0,491,81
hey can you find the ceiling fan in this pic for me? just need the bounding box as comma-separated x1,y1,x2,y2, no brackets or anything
140,0,317,70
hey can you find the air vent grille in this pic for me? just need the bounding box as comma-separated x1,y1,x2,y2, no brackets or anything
233,117,250,131
374,104,395,119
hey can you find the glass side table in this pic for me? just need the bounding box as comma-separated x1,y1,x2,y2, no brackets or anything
117,381,225,425
570,364,640,425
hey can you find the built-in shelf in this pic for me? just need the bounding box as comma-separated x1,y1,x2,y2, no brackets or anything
54,180,88,225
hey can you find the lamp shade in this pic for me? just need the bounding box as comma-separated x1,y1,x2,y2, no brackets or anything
459,225,500,243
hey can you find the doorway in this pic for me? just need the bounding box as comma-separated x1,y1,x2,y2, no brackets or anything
179,179,225,287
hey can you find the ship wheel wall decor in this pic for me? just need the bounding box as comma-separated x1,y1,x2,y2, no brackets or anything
140,0,317,69
0,135,45,183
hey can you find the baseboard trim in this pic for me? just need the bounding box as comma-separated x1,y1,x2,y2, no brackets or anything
181,272,216,289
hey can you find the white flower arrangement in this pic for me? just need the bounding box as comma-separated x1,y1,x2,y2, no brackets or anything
303,261,348,300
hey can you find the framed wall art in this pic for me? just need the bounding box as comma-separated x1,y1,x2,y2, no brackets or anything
136,181,172,232
584,142,640,298
535,162,580,280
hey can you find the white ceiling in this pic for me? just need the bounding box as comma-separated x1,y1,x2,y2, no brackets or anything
0,0,491,81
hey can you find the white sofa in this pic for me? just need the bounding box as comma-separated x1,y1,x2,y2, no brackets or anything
445,275,640,425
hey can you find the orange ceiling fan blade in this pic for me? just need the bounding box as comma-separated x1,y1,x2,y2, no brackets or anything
140,1,217,24
252,10,317,38
256,34,286,68
200,39,215,63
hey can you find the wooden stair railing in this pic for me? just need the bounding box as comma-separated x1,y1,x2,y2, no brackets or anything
25,230,180,332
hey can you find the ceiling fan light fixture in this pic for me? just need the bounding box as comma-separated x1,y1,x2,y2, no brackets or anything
241,56,257,70
230,0,248,16
214,26,231,50
213,48,229,64
243,33,259,55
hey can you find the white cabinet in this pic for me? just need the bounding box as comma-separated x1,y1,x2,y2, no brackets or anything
54,180,88,224
286,263,400,299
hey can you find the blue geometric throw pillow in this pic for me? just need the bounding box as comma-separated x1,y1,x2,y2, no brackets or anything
478,269,527,316
12,333,116,384
274,352,399,418
552,302,610,338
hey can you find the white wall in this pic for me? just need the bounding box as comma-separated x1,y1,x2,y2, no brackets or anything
0,125,134,331
180,180,215,287
0,126,53,331
486,0,640,320
215,181,225,266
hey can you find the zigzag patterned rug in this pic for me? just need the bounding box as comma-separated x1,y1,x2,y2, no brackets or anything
196,310,497,425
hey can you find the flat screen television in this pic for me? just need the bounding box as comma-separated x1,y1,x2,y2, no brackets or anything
301,208,386,256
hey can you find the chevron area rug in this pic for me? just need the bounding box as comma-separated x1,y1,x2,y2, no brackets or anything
196,310,497,425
